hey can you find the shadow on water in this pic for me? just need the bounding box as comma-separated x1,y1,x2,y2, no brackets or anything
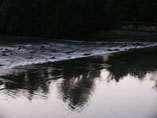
0,47,157,109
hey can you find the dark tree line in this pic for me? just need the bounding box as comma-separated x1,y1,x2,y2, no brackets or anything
0,0,157,38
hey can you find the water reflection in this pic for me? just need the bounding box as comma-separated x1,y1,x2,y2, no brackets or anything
0,47,157,110
0,56,108,109
107,47,157,88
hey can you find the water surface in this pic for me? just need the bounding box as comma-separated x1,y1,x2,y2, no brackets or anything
0,47,157,118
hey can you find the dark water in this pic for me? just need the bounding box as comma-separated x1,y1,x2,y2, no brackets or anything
0,47,157,118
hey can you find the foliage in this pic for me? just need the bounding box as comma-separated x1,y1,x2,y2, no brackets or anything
0,0,157,38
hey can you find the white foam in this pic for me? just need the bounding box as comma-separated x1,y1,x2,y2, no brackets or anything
0,41,156,70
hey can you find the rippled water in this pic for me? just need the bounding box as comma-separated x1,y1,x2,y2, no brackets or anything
0,47,157,118
0,40,157,69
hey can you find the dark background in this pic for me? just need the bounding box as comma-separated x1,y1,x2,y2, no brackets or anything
0,0,157,39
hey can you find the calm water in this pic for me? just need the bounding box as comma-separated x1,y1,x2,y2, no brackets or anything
0,47,157,118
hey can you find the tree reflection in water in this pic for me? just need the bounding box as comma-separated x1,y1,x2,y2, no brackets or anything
107,47,157,82
0,47,157,109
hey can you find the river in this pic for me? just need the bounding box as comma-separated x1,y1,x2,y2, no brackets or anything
0,41,156,118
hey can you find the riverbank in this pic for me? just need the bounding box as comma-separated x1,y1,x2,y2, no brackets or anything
87,29,157,42
1,29,157,43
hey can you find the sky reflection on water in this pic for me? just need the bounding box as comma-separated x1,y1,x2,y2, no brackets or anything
0,47,157,118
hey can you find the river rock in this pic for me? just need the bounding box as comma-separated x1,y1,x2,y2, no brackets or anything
28,57,33,59
114,49,119,51
65,50,75,54
51,49,57,52
40,45,46,49
107,49,113,51
84,53,91,56
50,56,56,59
2,53,8,56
